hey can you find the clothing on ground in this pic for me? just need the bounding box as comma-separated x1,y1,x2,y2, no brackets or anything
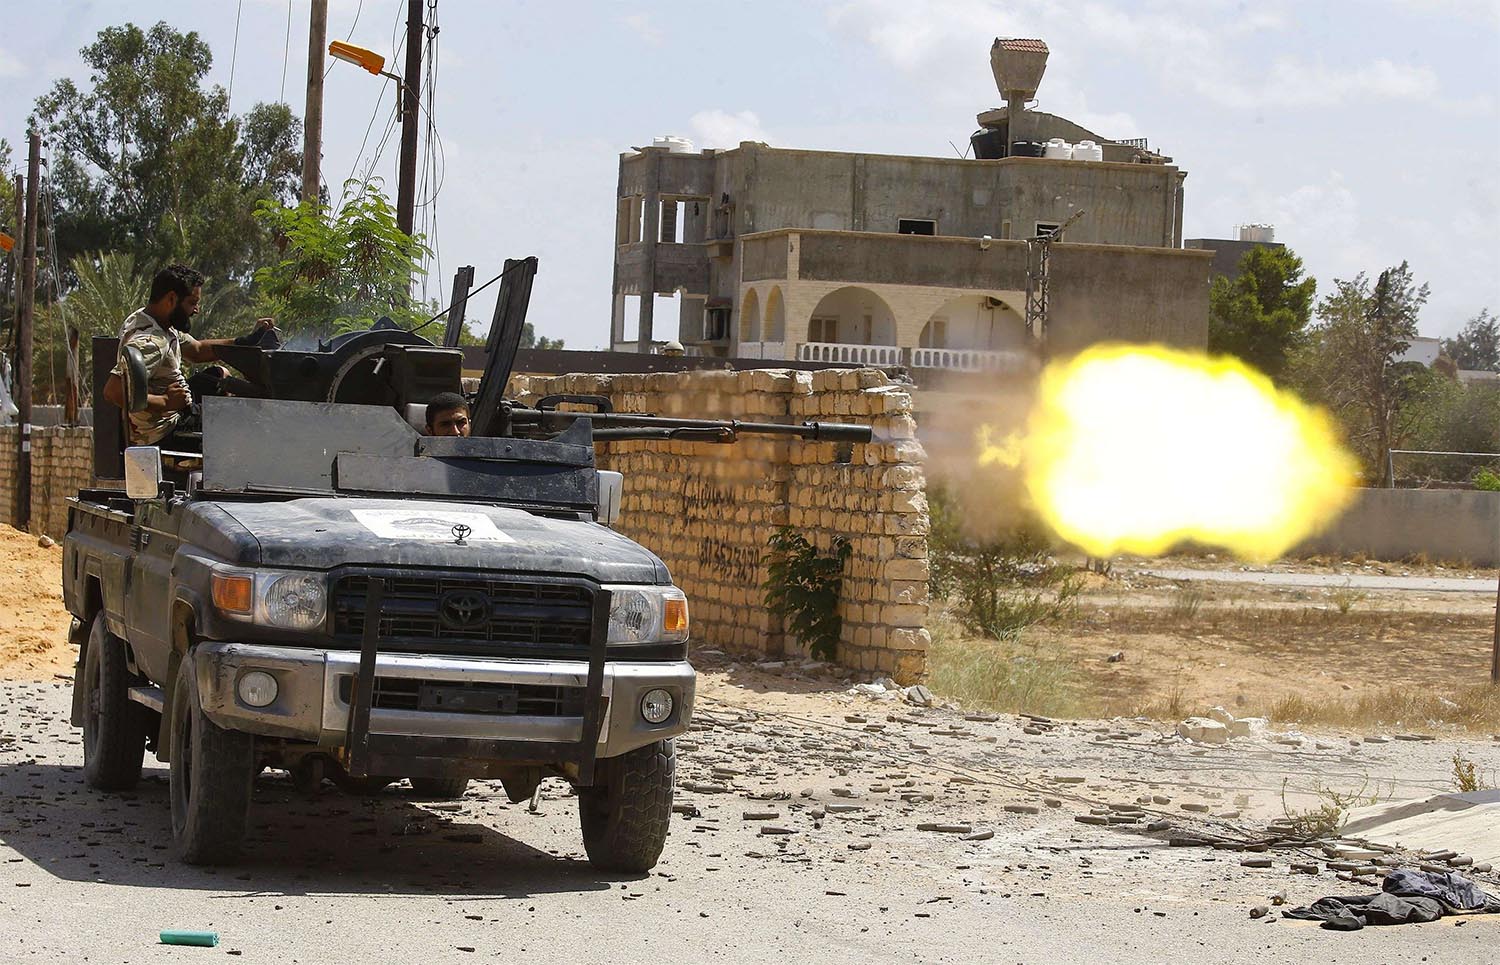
1285,868,1500,931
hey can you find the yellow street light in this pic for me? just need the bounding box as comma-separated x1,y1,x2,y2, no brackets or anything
328,41,386,76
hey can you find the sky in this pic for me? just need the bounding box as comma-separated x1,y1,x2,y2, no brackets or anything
3,0,1498,348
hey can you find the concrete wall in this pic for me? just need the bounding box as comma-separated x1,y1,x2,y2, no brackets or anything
1297,488,1500,567
507,368,932,679
0,425,95,538
1047,243,1212,355
1183,238,1284,279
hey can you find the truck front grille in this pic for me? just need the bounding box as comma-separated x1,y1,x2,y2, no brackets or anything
332,573,595,660
337,675,586,717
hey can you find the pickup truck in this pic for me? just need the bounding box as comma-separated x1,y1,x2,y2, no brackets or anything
63,323,869,871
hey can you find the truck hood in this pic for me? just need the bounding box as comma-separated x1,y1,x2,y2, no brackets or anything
209,497,668,583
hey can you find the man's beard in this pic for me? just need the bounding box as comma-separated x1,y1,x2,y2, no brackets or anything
168,302,192,333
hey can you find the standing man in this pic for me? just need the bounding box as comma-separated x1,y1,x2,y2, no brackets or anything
102,264,276,446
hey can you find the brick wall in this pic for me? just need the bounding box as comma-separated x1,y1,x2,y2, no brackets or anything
0,425,95,537
508,367,931,680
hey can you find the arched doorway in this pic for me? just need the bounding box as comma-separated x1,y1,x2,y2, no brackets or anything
739,288,761,344
915,294,1033,372
764,286,786,342
799,287,900,366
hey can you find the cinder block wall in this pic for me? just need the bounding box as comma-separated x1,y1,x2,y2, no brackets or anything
0,425,95,537
508,367,931,680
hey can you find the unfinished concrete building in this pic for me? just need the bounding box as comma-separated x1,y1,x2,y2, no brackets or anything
609,38,1211,370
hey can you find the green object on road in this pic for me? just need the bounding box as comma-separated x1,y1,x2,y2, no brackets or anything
159,930,220,947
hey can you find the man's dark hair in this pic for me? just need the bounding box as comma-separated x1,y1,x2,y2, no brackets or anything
425,392,470,427
149,264,205,303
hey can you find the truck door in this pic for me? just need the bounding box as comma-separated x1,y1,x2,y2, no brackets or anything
124,499,182,682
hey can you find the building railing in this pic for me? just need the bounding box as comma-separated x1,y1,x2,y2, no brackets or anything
798,342,904,366
739,341,787,360
909,347,1034,373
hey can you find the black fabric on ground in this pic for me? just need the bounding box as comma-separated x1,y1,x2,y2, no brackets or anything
1285,894,1443,930
1383,868,1500,913
1286,869,1499,931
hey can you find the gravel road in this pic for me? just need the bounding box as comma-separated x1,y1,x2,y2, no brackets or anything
1134,567,1497,594
2,675,1497,964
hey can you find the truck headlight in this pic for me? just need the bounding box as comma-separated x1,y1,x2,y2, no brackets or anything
213,568,327,631
602,585,689,644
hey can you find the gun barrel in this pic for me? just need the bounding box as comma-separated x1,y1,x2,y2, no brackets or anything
509,408,873,444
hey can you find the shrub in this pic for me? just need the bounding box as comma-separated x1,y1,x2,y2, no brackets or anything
763,528,851,661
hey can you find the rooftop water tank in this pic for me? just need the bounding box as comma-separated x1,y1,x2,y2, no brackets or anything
1073,139,1104,162
1238,224,1275,243
1043,138,1073,160
1010,140,1044,158
652,135,695,154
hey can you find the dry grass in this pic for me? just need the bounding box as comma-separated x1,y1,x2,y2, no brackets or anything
1080,605,1489,640
1269,685,1500,733
926,614,1082,718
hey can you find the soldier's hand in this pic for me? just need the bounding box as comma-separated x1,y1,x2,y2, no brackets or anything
165,382,192,412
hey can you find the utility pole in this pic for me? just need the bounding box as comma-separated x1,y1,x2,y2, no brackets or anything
301,0,329,205
395,0,423,236
16,132,39,531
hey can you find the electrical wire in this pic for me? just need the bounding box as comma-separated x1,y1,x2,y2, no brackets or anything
227,0,244,111
279,0,293,103
408,258,532,336
323,0,365,79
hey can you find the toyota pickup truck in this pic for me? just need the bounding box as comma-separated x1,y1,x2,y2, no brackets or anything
64,307,869,871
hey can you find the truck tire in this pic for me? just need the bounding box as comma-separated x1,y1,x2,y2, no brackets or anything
81,615,147,791
409,777,469,799
578,740,675,873
169,651,255,865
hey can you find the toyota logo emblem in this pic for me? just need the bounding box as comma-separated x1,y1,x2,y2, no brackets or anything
439,589,489,630
452,523,473,545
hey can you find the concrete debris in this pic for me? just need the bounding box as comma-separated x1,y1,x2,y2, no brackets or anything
1207,706,1235,725
903,685,934,707
1105,651,1125,663
36,535,55,549
1175,718,1228,744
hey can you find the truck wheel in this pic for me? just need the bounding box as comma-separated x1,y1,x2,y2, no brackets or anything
81,615,147,791
169,652,255,865
409,777,469,799
578,740,675,873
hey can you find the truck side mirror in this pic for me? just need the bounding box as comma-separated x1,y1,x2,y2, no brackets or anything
124,446,164,500
596,471,623,526
121,344,151,413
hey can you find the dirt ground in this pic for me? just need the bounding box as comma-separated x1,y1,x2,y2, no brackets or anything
1030,572,1499,718
0,527,73,682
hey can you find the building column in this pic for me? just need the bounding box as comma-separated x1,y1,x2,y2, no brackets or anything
637,150,662,353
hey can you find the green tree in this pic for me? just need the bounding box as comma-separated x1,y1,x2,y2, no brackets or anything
32,22,301,290
520,322,565,351
1399,378,1500,483
1207,246,1316,380
1293,261,1430,480
1442,309,1499,372
252,184,429,337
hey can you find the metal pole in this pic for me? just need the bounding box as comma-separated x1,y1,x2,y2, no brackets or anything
300,0,328,206
16,132,40,531
63,325,79,425
395,0,423,236
1491,568,1499,684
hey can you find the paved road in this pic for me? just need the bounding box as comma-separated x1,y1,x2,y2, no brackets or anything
1137,567,1498,594
2,679,1497,964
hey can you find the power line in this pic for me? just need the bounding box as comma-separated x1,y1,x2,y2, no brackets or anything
228,0,244,110
323,0,365,79
280,0,293,103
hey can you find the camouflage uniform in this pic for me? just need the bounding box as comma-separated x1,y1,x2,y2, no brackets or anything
110,309,196,445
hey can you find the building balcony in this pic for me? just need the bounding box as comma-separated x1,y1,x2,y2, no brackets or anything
798,342,905,367
909,347,1036,373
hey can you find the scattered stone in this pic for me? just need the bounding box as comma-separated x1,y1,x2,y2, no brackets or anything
1207,706,1235,725
1145,821,1173,833
1052,776,1086,785
1363,735,1391,744
917,823,973,834
1394,734,1435,742
1176,718,1229,744
1076,815,1109,826
964,829,995,842
1023,726,1045,736
847,842,872,851
1292,863,1320,874
1152,795,1171,805
37,535,55,549
903,685,934,707
1241,857,1273,869
1004,804,1040,815
1274,736,1303,747
1106,651,1125,663
1180,803,1210,813
826,803,863,814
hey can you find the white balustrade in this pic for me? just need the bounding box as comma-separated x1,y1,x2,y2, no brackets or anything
797,342,904,366
909,347,1034,373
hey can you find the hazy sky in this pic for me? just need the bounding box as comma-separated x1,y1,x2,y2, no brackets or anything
4,0,1498,347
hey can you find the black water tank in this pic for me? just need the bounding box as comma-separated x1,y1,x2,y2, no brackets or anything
1010,140,1044,158
971,129,1007,159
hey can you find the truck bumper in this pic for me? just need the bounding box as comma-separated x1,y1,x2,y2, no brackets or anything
191,642,694,761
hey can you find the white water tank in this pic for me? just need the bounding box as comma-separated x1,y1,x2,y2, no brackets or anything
1073,139,1104,162
1238,224,1275,243
652,135,695,154
1043,137,1073,160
